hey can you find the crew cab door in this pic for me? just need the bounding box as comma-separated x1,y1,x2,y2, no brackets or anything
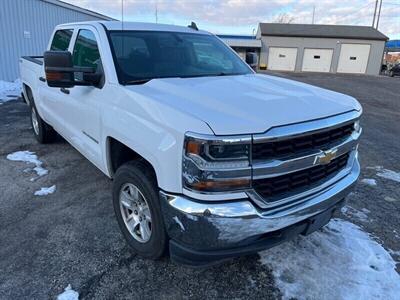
39,28,74,130
60,27,104,169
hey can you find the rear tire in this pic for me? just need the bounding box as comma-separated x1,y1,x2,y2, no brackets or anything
112,160,167,259
389,71,394,77
30,103,57,144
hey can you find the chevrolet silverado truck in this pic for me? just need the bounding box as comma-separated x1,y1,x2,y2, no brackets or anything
20,21,362,266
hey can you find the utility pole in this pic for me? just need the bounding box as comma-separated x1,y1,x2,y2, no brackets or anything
376,0,383,29
372,0,378,27
312,5,315,24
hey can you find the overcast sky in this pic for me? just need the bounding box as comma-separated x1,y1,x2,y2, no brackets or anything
64,0,399,39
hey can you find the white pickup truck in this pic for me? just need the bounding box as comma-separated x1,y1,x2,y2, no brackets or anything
20,21,362,266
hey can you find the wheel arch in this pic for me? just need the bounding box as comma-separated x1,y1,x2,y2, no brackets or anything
106,136,158,186
22,83,33,105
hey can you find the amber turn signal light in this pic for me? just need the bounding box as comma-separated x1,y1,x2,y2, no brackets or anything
186,140,201,155
190,178,250,192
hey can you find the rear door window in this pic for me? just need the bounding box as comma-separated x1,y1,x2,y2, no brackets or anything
50,29,73,51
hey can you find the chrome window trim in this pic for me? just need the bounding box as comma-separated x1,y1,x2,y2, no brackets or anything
253,110,361,143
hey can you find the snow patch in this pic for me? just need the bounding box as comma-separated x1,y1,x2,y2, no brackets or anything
57,284,79,300
0,79,22,102
369,166,400,183
259,219,400,300
341,205,370,222
34,185,56,196
6,150,48,177
33,165,48,177
377,169,400,183
361,178,377,186
384,196,398,203
388,249,400,258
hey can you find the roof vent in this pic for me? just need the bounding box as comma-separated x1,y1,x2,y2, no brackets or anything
188,22,198,31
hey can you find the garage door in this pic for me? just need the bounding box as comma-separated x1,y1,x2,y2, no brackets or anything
302,48,333,72
337,44,370,74
268,47,297,71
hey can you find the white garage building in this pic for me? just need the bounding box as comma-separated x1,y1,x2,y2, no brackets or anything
256,23,388,75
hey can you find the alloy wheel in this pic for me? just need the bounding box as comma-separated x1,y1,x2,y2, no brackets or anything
119,183,152,243
31,107,39,136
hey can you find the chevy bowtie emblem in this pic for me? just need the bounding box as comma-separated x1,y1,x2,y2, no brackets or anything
315,149,337,165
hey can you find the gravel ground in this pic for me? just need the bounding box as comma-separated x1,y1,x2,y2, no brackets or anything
0,73,399,299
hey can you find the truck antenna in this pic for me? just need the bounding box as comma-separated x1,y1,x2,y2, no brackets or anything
188,22,198,31
121,0,124,30
155,1,158,23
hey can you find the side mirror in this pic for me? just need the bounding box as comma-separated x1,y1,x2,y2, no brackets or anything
245,52,258,68
44,51,75,88
44,51,101,88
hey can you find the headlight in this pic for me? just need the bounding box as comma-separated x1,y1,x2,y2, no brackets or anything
182,133,251,193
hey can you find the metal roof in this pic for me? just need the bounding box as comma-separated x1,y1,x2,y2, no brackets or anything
218,38,261,49
42,0,115,20
258,23,388,41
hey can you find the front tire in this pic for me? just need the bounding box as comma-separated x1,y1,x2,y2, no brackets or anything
112,161,167,259
30,104,57,143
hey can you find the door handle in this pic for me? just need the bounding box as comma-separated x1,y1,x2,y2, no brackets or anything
60,88,70,95
39,76,46,82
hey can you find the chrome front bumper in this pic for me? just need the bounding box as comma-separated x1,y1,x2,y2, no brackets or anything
160,157,359,262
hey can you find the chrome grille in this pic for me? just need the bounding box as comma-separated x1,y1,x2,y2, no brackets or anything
252,123,354,161
253,153,350,201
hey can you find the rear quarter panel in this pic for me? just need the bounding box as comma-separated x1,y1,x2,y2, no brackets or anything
19,58,44,107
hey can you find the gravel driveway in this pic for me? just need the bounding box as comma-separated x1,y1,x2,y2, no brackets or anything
0,73,399,299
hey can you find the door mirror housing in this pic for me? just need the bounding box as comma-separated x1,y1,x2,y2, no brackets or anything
44,51,75,88
44,51,101,88
245,52,258,68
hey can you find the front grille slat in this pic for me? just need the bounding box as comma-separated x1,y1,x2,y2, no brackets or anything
253,153,349,200
253,123,354,161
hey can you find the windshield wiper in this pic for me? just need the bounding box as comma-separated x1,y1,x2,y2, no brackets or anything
215,72,230,76
189,72,244,78
124,73,246,84
178,73,236,78
215,72,246,76
124,78,154,85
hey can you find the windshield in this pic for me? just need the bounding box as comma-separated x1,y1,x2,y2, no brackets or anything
108,31,252,84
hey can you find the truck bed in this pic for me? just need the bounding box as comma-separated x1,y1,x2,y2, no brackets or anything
19,56,45,105
21,56,43,65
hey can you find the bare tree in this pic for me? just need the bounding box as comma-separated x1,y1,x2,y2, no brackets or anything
274,13,295,24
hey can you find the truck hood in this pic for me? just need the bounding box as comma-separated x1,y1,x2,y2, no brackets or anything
126,74,361,135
